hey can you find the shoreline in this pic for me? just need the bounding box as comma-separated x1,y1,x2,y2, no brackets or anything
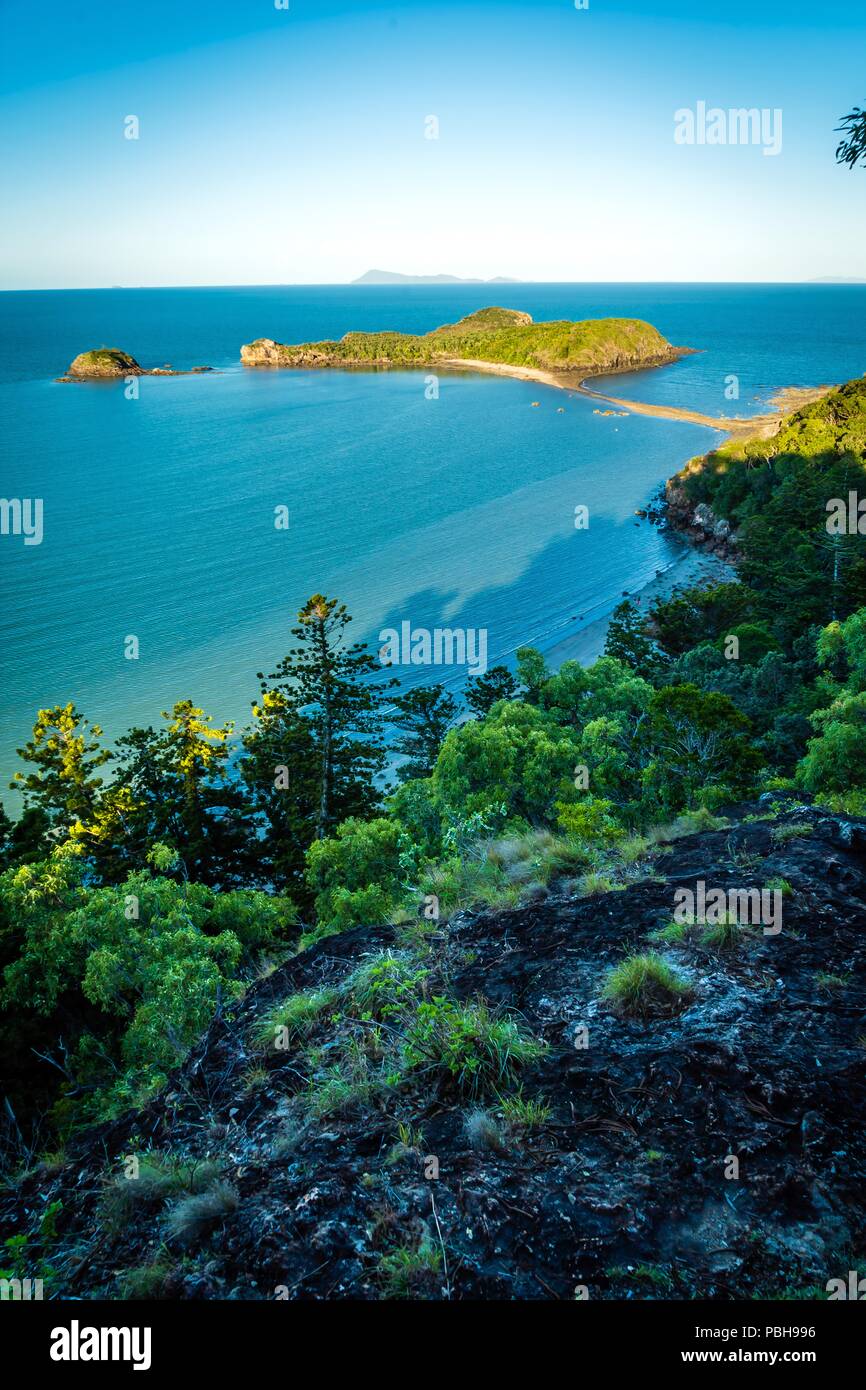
542,546,734,670
439,356,833,438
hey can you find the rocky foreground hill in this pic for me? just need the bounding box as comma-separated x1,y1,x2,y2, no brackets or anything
3,796,864,1301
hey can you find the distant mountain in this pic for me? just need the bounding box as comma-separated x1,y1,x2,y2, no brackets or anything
808,277,866,284
351,269,519,285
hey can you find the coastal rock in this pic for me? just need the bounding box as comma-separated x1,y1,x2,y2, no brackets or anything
67,348,143,378
663,481,738,561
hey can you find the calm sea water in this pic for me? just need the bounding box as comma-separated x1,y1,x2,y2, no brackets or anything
1,284,864,795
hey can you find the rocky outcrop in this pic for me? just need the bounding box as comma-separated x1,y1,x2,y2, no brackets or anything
664,481,738,560
66,348,143,378
3,797,864,1300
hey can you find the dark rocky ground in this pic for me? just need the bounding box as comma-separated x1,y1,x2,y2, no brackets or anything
3,797,865,1300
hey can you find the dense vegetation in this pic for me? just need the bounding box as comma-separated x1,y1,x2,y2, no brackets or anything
2,377,866,1169
240,306,679,375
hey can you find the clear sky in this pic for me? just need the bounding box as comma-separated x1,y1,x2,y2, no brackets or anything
1,0,865,288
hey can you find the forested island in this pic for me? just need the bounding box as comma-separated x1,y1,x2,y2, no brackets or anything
240,306,686,377
2,374,866,1302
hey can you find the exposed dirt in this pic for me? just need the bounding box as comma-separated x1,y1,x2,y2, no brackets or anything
3,798,865,1300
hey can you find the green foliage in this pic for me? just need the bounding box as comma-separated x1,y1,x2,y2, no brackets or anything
377,1239,442,1299
604,599,666,679
498,1087,551,1129
556,796,625,844
649,584,758,658
344,952,428,1020
643,684,761,810
254,987,339,1049
11,703,112,833
677,380,866,639
836,105,866,169
305,816,410,930
432,701,581,823
1,848,294,1120
715,623,782,665
404,997,545,1099
256,594,393,846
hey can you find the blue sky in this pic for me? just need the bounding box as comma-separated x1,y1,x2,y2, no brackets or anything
2,0,865,287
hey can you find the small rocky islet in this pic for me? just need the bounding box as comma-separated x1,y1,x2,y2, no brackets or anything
58,348,213,382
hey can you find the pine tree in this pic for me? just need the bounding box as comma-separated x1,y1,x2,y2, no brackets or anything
99,704,250,885
465,665,518,717
256,595,392,840
11,703,112,834
392,685,458,781
604,600,665,680
240,688,321,893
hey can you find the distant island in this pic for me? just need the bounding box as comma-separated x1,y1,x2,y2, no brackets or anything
241,306,683,378
351,269,519,285
808,276,866,284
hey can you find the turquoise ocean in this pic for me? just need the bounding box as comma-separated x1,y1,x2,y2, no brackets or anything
1,283,865,793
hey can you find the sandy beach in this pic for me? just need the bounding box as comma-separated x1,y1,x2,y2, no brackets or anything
435,356,834,669
543,546,734,670
441,356,833,438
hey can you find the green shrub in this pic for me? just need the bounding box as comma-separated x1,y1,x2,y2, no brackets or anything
344,952,427,1020
404,997,544,1099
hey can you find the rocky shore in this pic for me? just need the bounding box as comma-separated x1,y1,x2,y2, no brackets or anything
663,481,738,562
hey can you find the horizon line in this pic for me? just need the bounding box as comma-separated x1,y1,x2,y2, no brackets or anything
4,278,866,293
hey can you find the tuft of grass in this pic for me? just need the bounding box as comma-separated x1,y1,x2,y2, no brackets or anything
304,1050,397,1119
648,920,688,944
164,1181,239,1243
815,972,851,993
633,1263,675,1291
377,1239,442,1299
419,857,521,917
118,1253,174,1299
241,1065,269,1094
253,986,338,1050
498,1087,551,1130
404,996,545,1100
579,872,616,896
463,1108,507,1152
100,1154,220,1232
601,953,693,1017
764,876,792,896
770,822,813,845
700,914,751,951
